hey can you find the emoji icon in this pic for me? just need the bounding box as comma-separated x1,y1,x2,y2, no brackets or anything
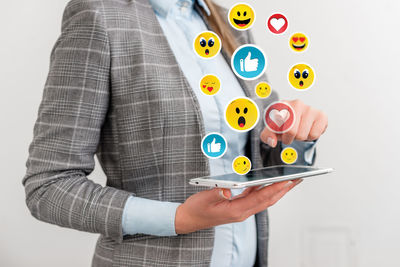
199,74,221,96
255,82,272,99
264,101,295,134
267,13,289,35
225,97,260,132
228,3,256,31
288,63,315,90
231,45,267,80
289,32,309,52
281,147,298,164
201,132,227,159
232,156,252,175
193,31,221,59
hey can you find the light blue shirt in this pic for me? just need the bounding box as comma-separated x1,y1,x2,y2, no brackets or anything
122,1,316,266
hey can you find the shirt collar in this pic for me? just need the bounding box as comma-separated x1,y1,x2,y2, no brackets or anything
149,0,211,18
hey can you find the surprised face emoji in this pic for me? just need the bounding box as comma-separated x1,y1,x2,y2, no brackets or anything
193,31,221,59
288,63,315,90
225,97,260,132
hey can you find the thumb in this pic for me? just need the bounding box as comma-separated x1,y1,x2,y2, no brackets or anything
246,52,251,59
207,188,232,202
211,138,216,144
219,188,232,200
260,127,278,148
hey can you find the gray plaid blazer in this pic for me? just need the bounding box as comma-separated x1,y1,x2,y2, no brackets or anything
23,0,282,266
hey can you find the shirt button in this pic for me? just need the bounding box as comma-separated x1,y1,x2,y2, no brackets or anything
178,0,191,12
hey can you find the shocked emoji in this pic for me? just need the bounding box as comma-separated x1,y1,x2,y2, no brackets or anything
225,97,259,132
193,31,221,59
232,156,252,175
255,82,272,98
281,147,298,165
228,3,256,31
288,63,315,91
289,32,309,52
199,74,221,96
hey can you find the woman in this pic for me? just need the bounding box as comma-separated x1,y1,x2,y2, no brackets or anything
23,0,328,266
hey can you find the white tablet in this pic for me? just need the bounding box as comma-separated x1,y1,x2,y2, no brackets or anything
189,165,333,189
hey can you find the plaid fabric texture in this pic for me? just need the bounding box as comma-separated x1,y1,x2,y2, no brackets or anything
23,0,281,266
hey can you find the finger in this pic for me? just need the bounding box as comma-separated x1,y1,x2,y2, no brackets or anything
281,100,302,145
204,188,232,203
281,116,300,145
260,127,279,148
230,186,259,200
230,181,291,212
227,180,302,221
308,114,328,141
322,113,329,134
295,107,316,141
220,188,232,200
247,179,303,215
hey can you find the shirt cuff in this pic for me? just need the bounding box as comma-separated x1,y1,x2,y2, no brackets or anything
304,140,318,164
122,196,181,237
282,140,317,166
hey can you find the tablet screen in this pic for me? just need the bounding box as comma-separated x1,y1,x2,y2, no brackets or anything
206,165,320,183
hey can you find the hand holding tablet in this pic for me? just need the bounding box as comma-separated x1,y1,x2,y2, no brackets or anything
176,178,302,234
190,165,333,189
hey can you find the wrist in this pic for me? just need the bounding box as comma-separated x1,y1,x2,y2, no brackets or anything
175,204,186,234
175,203,198,234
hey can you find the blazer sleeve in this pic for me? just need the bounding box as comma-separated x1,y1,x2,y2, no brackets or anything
22,2,131,242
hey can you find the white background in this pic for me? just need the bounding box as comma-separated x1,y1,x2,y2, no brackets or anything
1,0,399,266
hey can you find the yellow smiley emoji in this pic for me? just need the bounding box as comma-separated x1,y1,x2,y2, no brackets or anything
193,31,221,59
281,147,298,165
199,74,221,96
228,3,256,31
232,156,252,175
225,97,259,132
288,63,315,90
255,82,272,98
289,32,309,52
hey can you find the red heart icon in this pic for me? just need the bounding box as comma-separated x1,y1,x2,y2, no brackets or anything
292,37,298,42
202,85,206,88
207,87,214,92
300,37,305,42
264,102,295,133
267,13,289,34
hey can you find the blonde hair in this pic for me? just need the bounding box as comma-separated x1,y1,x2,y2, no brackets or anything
201,0,239,57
